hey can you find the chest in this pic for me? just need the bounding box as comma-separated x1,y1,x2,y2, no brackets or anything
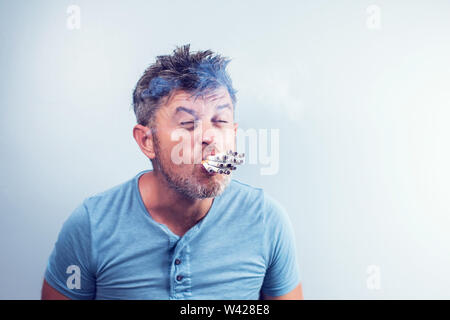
93,222,267,299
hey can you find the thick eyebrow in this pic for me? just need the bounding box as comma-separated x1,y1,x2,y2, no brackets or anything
174,104,232,117
174,106,198,118
216,103,232,111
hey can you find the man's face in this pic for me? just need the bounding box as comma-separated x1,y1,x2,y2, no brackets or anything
149,87,237,199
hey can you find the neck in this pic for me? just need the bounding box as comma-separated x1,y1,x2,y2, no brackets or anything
138,169,214,235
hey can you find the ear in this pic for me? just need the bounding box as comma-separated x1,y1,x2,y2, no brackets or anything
233,122,238,135
133,124,156,160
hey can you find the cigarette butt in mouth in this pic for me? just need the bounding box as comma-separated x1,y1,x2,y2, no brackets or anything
202,150,245,175
201,160,231,175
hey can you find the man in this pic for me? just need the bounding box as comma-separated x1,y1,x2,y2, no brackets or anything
41,44,303,300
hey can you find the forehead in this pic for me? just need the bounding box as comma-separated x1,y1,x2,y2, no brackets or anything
165,87,233,113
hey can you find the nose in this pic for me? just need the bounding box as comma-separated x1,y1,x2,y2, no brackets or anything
200,120,218,145
198,120,223,158
202,130,215,146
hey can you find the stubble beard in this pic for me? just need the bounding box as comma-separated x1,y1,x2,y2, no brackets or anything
151,133,231,199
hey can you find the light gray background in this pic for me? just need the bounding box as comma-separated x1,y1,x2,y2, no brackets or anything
1,0,449,299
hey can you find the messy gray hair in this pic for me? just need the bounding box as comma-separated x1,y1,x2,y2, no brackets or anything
132,44,237,128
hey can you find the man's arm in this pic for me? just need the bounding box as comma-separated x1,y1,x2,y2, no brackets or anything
41,279,71,300
260,193,303,300
43,202,96,300
261,282,304,300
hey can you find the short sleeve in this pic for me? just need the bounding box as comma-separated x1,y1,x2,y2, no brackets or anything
261,194,302,297
44,202,96,299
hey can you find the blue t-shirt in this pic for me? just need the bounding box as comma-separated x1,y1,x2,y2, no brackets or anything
44,170,301,299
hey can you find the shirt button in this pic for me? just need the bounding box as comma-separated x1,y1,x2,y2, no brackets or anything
176,275,183,281
175,259,181,265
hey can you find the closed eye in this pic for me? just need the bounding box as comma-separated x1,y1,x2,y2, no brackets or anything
179,120,229,130
180,120,198,131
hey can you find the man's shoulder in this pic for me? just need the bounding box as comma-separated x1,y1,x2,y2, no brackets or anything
87,179,132,201
226,179,264,202
228,179,282,206
226,179,287,221
80,173,138,218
